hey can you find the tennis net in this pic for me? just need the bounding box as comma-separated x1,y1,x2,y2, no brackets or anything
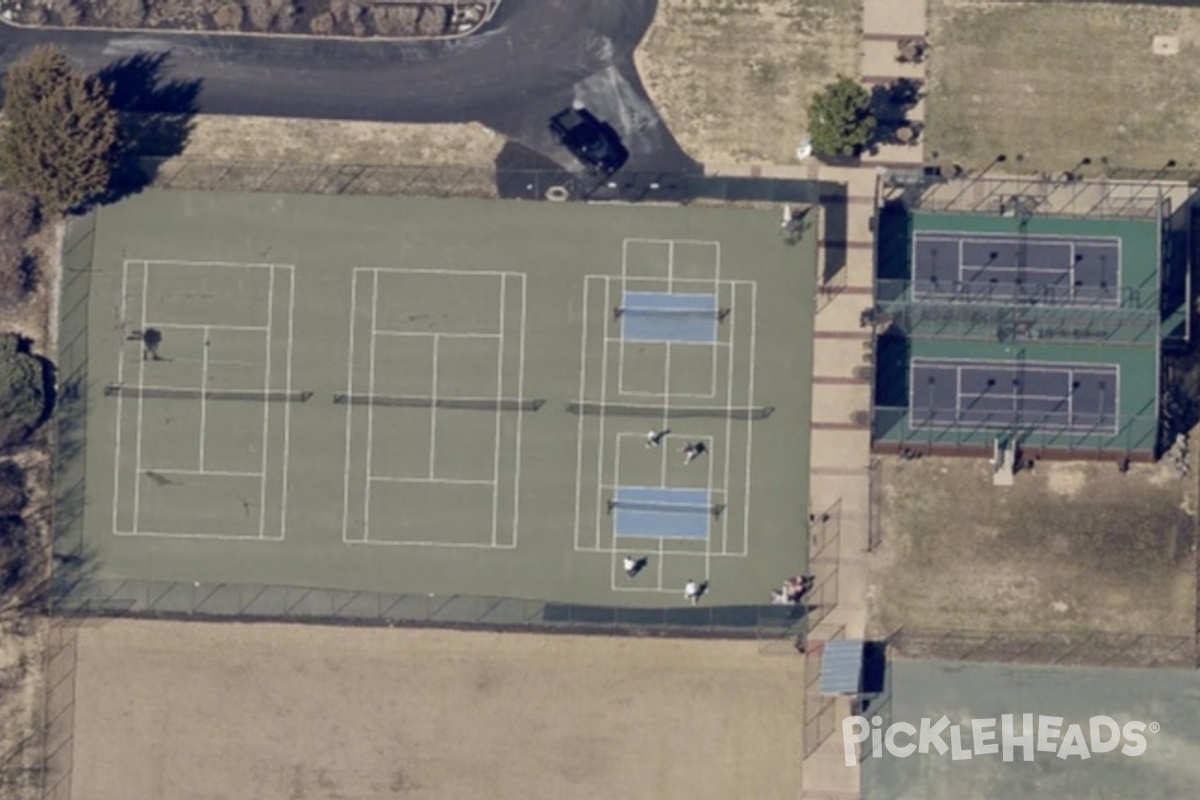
104,384,312,402
614,306,729,322
607,498,725,516
334,394,544,411
566,401,773,420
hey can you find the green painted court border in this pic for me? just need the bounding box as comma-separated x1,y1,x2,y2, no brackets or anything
872,206,1163,458
873,337,1158,456
879,209,1162,310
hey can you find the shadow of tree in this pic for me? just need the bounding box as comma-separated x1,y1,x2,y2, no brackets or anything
96,52,202,201
869,78,924,147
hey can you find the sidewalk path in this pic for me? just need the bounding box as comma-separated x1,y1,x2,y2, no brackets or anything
801,0,926,797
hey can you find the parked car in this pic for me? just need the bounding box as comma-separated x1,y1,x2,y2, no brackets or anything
548,106,629,175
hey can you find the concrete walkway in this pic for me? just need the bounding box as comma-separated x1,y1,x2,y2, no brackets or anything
799,0,926,797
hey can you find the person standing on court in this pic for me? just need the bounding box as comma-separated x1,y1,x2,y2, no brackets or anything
680,441,706,465
684,579,702,605
645,428,669,447
623,555,646,577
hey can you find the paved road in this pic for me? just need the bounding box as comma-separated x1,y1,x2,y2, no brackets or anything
0,0,701,175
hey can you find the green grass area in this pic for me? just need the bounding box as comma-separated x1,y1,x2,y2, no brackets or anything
62,191,816,609
926,1,1200,173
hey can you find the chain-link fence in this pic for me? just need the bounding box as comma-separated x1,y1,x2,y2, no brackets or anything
50,578,805,639
133,157,835,209
803,625,846,759
134,157,712,204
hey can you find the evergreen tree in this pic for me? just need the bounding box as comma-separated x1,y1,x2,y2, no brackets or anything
808,76,876,158
0,46,121,213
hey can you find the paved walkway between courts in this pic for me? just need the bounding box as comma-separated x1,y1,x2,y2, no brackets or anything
698,2,927,795
800,0,926,797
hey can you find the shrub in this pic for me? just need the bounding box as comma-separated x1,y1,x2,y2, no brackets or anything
0,336,46,450
0,462,25,515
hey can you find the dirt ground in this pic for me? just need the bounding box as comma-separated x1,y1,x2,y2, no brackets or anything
70,620,805,800
926,0,1200,173
168,115,505,167
867,455,1197,639
634,0,860,166
5,0,489,38
0,210,62,800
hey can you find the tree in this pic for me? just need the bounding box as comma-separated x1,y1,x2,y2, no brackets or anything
807,76,877,158
0,45,121,214
0,335,46,450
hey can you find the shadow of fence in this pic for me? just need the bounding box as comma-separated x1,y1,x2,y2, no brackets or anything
887,626,1197,669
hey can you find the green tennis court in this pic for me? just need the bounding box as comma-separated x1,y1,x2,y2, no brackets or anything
58,190,815,610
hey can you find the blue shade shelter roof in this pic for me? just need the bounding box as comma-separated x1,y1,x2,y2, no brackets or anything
821,639,865,695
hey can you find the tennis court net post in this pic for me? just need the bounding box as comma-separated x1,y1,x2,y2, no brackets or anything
334,393,544,412
104,383,313,402
606,498,726,517
566,401,774,420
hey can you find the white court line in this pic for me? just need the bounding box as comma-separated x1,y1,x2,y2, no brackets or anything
609,336,732,349
362,269,381,540
511,274,528,548
256,267,275,541
491,275,507,548
132,261,150,535
623,237,724,247
660,342,671,486
142,468,263,478
111,261,132,536
573,277,593,551
140,258,279,269
721,282,736,556
611,389,724,399
618,275,726,285
705,418,715,580
359,267,517,277
340,271,361,543
429,333,440,479
741,281,757,557
338,539,517,549
114,530,265,540
593,278,613,549
277,267,296,542
370,476,494,486
145,322,269,332
375,330,501,339
956,237,965,285
667,239,674,292
198,325,209,471
617,284,628,396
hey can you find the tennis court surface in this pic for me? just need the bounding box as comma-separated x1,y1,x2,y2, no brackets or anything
912,230,1122,305
55,191,815,613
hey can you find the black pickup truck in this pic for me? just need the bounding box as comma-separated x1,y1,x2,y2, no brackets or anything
548,107,629,176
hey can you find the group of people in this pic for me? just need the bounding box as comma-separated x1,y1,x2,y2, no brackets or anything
646,428,707,465
770,574,814,605
622,556,707,605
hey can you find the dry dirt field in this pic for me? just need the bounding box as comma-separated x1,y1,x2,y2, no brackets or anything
172,116,505,167
634,0,860,166
868,456,1197,640
927,0,1200,173
71,619,805,800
